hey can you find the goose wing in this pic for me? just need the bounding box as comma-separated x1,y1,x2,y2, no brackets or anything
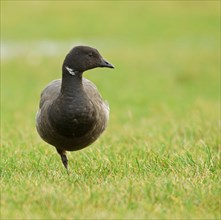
39,79,61,109
83,78,109,120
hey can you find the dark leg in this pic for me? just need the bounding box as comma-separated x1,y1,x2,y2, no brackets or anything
56,148,69,174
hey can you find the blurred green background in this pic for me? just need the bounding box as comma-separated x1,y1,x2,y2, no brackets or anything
1,1,220,219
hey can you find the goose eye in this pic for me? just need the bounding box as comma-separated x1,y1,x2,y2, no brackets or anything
88,52,93,57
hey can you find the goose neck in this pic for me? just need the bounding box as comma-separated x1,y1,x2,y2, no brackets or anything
61,73,83,95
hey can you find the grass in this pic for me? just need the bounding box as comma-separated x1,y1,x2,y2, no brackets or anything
1,1,220,219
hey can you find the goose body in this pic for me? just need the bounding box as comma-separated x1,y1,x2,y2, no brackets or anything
36,46,114,171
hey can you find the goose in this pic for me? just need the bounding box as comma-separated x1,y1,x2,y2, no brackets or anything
36,45,114,173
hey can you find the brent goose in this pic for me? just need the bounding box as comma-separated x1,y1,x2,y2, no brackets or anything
36,46,114,173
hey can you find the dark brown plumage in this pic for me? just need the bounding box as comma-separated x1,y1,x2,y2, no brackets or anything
36,46,114,172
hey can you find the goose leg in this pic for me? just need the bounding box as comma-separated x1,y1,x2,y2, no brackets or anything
56,148,69,174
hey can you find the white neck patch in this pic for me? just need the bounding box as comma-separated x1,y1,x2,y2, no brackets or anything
65,66,75,75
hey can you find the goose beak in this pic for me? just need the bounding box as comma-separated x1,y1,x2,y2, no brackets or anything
100,58,114,68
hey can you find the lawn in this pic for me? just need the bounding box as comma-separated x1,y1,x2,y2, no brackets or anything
1,1,220,219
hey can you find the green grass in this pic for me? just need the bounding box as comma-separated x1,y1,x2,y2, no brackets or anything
1,1,220,219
